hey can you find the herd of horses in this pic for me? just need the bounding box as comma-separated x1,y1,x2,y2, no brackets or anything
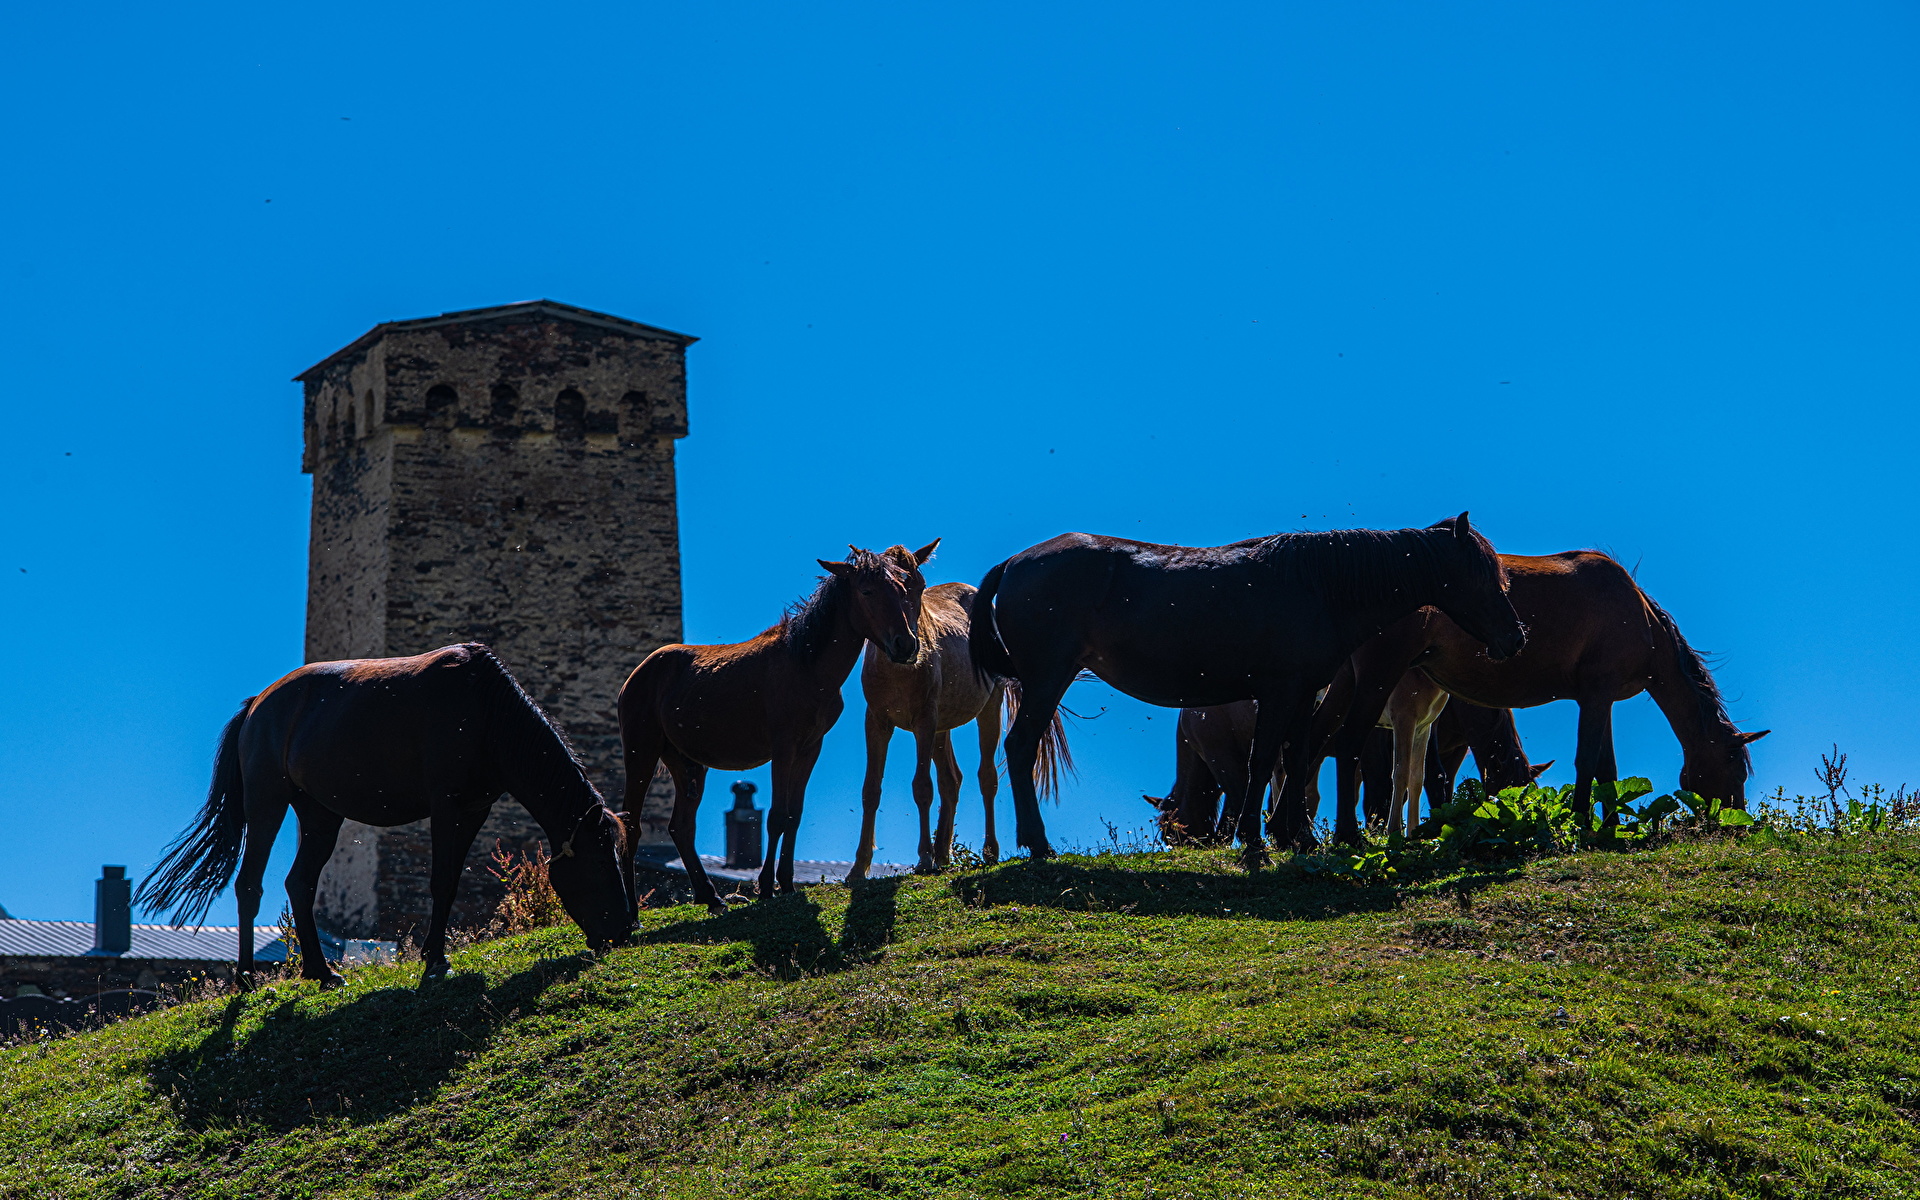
138,513,1765,988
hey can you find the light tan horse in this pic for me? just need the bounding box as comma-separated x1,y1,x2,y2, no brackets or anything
851,577,1070,880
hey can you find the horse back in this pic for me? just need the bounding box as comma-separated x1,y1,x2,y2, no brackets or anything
242,645,496,819
619,637,782,771
1425,552,1659,705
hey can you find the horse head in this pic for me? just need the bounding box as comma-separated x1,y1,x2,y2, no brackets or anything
820,539,936,665
1681,728,1769,809
1429,512,1527,662
546,803,636,953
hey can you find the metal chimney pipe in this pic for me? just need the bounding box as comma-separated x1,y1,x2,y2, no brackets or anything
725,782,763,869
93,865,131,955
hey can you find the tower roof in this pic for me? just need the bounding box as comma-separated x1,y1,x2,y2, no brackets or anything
293,300,699,382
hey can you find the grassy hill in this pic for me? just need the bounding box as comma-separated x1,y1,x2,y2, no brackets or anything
5,824,1920,1199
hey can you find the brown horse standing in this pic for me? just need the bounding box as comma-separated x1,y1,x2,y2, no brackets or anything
1314,551,1768,843
852,578,1071,879
619,544,935,912
137,644,634,985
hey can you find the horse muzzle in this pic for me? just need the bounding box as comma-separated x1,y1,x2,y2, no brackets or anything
884,635,920,665
1486,628,1528,662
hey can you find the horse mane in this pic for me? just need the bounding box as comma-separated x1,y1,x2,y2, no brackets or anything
465,644,593,778
775,547,914,664
1641,597,1751,777
1252,526,1496,605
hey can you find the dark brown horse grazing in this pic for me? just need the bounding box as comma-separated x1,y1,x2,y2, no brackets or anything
971,515,1526,858
136,644,634,986
1312,551,1768,843
1412,702,1553,816
1144,687,1545,844
620,543,935,913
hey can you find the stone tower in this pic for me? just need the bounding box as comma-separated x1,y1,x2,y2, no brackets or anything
297,300,693,940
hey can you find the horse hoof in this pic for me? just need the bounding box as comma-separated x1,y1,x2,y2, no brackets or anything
317,973,346,991
420,964,450,984
705,900,729,916
982,846,1000,865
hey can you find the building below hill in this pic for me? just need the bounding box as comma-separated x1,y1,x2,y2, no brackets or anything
0,867,288,999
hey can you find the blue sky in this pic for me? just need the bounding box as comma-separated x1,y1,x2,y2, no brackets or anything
1,1,1914,922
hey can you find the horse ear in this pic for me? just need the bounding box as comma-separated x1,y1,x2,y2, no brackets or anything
1528,759,1556,779
912,538,940,566
1454,511,1471,540
818,559,853,577
1142,794,1174,813
1737,729,1771,745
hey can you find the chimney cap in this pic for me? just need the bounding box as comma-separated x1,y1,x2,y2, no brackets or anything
102,865,126,879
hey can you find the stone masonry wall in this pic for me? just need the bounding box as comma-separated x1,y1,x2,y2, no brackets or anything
304,309,688,940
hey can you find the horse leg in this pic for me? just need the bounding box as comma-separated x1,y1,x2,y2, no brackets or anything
1328,722,1372,847
1398,703,1444,839
420,798,490,981
1258,682,1323,855
283,796,344,988
233,775,292,990
910,727,939,873
619,709,669,920
850,707,892,884
975,688,1003,864
662,750,722,913
761,736,825,897
932,730,962,867
1429,739,1466,812
1004,667,1075,859
1574,698,1618,832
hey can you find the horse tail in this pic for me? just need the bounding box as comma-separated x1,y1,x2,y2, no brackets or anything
967,560,1017,682
135,698,254,925
1002,680,1076,802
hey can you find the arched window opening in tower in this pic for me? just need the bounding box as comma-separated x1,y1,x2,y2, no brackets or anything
555,388,586,441
491,384,520,432
425,384,458,431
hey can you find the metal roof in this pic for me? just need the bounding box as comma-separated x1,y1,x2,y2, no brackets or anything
293,299,699,382
633,848,911,886
0,919,287,963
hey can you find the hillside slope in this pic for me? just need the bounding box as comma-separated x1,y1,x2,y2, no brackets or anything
4,832,1919,1199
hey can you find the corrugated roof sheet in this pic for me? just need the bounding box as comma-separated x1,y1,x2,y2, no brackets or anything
634,849,910,886
0,919,287,962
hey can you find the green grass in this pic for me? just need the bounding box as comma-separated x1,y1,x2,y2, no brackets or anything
6,828,1920,1199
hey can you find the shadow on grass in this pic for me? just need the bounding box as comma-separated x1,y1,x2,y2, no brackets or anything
942,854,1487,921
641,875,903,979
147,953,591,1132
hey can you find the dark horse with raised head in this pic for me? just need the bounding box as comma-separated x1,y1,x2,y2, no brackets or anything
137,644,634,987
970,514,1526,858
619,543,935,913
1309,551,1769,843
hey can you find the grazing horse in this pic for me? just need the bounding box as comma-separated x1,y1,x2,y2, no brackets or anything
1313,551,1768,843
971,514,1526,858
136,644,634,986
1413,702,1553,817
620,544,935,913
851,578,1071,880
1143,681,1543,845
